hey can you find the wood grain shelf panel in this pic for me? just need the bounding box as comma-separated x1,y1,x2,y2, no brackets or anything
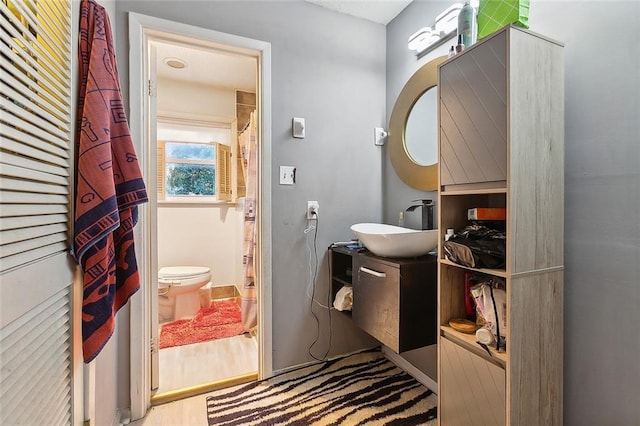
441,187,507,196
440,337,506,425
441,325,507,368
437,25,564,425
439,258,508,278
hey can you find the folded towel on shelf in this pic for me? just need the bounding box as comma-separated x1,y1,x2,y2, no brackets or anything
333,286,353,311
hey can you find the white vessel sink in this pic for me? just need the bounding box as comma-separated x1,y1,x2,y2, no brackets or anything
351,223,438,258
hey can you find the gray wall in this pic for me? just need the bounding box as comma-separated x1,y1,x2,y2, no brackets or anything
89,1,638,424
384,0,455,384
384,1,448,232
385,1,640,424
532,3,640,424
111,0,383,417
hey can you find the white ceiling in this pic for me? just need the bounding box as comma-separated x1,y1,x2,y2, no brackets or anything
155,1,410,89
304,0,412,25
155,42,257,91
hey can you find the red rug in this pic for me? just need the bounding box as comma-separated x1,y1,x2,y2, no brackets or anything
159,299,244,349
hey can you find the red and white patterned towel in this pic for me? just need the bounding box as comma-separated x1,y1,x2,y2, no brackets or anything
74,0,148,363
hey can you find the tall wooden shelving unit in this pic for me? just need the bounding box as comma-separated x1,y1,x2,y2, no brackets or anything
437,25,564,425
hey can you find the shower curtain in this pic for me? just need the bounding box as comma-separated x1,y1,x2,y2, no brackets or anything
240,111,257,332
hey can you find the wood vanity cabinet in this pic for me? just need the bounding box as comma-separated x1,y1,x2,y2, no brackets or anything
330,247,437,353
437,25,564,426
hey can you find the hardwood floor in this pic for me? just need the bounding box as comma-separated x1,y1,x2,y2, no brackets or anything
129,333,258,425
156,333,258,394
130,293,257,424
130,328,258,426
130,393,212,426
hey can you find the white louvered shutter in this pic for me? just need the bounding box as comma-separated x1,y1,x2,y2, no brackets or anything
0,0,71,271
216,142,232,201
157,140,165,201
0,0,75,424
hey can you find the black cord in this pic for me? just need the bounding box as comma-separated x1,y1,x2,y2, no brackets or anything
489,281,502,351
307,217,324,361
307,216,334,361
325,245,332,358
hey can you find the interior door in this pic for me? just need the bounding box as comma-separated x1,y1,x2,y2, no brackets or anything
148,41,160,392
128,14,273,418
0,0,78,423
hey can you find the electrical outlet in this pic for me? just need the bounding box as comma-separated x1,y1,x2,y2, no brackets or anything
307,201,319,220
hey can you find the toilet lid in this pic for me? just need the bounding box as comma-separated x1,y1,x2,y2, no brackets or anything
159,266,210,279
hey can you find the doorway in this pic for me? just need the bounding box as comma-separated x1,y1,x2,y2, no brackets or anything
127,13,272,418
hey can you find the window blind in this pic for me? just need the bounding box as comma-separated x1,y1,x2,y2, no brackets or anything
156,140,165,201
0,0,72,273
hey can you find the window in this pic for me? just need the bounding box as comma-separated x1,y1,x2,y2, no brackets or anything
165,141,215,196
157,140,231,202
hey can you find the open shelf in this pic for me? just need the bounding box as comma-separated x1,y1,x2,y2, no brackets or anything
330,247,437,352
439,258,507,278
333,276,352,287
441,187,507,196
437,26,564,424
441,325,507,368
337,309,352,318
330,248,354,318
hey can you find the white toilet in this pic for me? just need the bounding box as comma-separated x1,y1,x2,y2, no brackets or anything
158,266,212,323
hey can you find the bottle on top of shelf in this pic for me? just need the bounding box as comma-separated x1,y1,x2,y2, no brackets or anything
457,2,477,47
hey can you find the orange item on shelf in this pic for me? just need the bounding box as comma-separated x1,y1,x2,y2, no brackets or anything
467,207,506,221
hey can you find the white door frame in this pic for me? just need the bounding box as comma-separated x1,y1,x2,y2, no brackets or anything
127,13,272,420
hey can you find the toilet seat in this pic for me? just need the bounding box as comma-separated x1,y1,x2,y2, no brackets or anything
157,266,213,322
159,266,211,286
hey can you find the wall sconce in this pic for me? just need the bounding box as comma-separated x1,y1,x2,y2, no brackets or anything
408,3,464,58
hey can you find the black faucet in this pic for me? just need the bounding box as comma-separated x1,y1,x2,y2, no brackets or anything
406,199,435,230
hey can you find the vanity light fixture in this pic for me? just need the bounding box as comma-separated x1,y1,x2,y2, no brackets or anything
408,2,475,58
407,28,441,54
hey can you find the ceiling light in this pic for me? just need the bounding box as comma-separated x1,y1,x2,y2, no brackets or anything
164,57,187,69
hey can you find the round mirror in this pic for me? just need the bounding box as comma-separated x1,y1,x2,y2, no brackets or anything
405,87,438,166
389,55,447,191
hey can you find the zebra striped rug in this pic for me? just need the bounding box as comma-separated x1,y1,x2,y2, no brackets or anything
206,348,437,425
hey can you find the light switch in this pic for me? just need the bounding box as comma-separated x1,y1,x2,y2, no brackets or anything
279,166,296,185
292,117,305,139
